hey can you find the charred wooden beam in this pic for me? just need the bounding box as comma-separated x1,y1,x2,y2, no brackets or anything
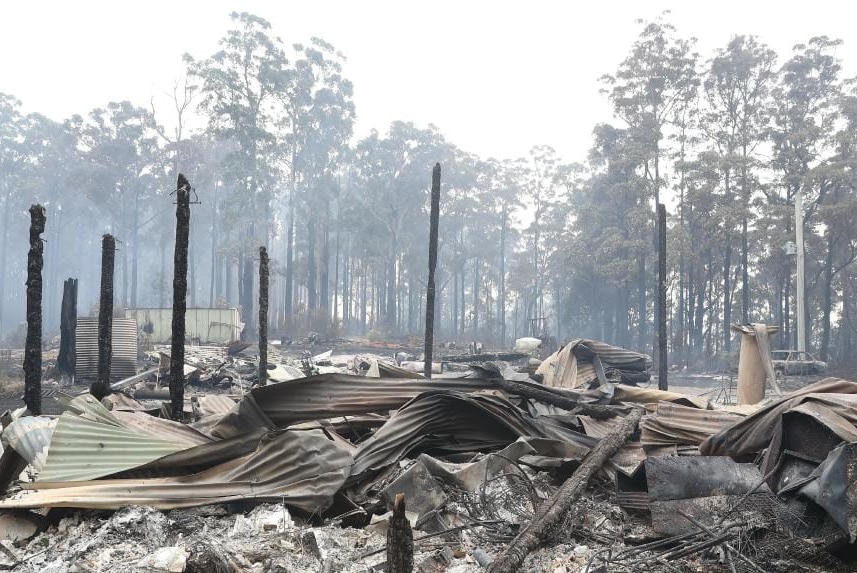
258,246,269,386
23,205,46,414
170,174,191,421
90,234,115,401
424,163,441,379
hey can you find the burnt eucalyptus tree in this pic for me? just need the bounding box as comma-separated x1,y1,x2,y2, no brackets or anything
74,101,161,309
600,14,698,351
278,40,354,329
0,94,25,334
186,11,288,338
702,36,777,349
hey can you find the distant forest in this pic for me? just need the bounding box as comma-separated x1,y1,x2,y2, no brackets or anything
1,12,856,369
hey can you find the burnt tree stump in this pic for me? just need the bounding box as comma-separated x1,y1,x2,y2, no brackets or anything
387,493,413,573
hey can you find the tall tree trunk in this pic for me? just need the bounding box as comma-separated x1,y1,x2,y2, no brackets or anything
472,258,480,334
741,217,749,323
307,216,317,313
24,205,46,414
258,246,269,385
637,257,646,350
723,242,732,352
169,175,191,421
284,162,296,325
424,164,441,378
209,180,219,307
159,240,167,308
242,252,253,338
321,219,330,321
499,203,507,345
131,187,139,308
360,270,367,335
387,236,397,330
0,187,11,332
333,221,340,328
657,204,667,390
819,232,835,361
92,233,115,401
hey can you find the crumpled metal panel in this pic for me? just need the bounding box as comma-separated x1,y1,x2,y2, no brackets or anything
216,374,497,430
38,413,193,483
1,416,56,470
536,339,651,389
0,429,351,513
35,395,195,483
640,402,744,447
346,391,641,486
799,442,857,541
646,456,773,535
701,378,857,457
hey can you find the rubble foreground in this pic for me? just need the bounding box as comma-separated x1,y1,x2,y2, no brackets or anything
0,340,853,572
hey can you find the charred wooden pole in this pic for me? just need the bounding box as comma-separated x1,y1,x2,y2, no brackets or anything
386,493,413,573
423,163,441,379
487,408,644,573
57,277,78,378
23,205,46,414
258,246,269,386
170,174,191,421
657,203,668,390
91,234,115,400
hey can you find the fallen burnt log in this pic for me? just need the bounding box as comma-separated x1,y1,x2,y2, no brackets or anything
487,408,644,573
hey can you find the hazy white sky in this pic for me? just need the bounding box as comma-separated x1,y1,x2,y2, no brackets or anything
2,1,856,162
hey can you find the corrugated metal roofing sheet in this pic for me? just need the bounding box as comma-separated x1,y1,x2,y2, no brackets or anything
0,429,351,513
75,317,137,382
36,395,195,483
640,402,744,447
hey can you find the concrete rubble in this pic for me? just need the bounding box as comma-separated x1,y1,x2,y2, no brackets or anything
0,338,853,572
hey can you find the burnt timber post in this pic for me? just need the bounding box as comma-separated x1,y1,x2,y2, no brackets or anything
170,174,191,420
91,234,115,400
57,277,78,378
258,246,268,386
23,205,46,414
424,163,441,379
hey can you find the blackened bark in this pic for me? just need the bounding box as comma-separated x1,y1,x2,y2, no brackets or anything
57,277,78,377
386,493,413,573
91,234,115,401
258,246,269,385
424,164,441,379
657,203,668,390
23,205,46,414
170,175,191,421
